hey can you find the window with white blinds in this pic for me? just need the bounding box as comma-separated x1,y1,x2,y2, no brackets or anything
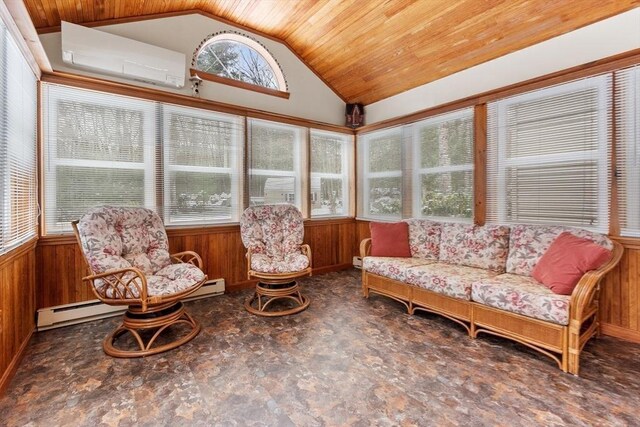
615,66,640,237
487,75,612,232
357,127,404,219
310,130,352,217
163,104,244,225
42,84,157,233
413,108,474,221
248,119,306,210
0,20,37,254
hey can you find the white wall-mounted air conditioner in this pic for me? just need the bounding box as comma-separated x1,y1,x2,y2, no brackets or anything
61,21,185,88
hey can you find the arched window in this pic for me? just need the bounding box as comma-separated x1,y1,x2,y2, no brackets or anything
192,31,288,95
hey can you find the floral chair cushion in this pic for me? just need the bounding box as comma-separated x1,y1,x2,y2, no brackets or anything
439,223,511,272
404,219,442,260
251,253,310,274
97,263,206,299
363,257,435,283
506,224,614,277
240,204,305,258
77,206,171,276
471,273,571,325
405,262,498,300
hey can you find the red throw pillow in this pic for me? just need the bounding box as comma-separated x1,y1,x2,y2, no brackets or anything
369,221,411,257
532,232,612,295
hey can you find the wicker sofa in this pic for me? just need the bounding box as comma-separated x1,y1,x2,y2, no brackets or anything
360,220,623,375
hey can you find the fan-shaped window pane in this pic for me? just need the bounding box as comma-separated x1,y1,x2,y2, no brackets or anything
194,33,287,92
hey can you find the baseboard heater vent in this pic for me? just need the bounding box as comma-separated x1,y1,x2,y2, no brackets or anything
37,278,225,331
353,256,362,269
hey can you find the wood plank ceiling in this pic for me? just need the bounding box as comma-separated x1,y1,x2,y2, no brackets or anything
23,0,640,105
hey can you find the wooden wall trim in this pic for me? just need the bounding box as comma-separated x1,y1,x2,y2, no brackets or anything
358,48,640,134
600,323,640,344
190,69,290,99
0,329,33,396
473,104,487,226
41,72,353,134
0,238,38,269
612,237,640,250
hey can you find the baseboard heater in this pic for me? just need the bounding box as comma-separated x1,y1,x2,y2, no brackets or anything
353,256,362,269
37,278,225,331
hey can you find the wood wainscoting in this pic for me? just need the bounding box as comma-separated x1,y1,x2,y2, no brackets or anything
0,239,37,395
36,218,358,309
356,220,640,344
600,239,640,343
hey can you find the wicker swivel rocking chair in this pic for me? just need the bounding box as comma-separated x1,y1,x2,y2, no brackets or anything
72,206,207,357
240,204,312,316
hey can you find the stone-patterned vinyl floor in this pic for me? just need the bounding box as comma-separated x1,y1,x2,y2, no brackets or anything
1,270,640,426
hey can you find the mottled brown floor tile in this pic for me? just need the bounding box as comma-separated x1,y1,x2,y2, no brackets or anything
1,270,639,426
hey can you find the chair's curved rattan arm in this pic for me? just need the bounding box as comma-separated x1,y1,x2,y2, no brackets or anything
171,251,204,269
82,267,148,310
360,238,372,259
569,240,624,322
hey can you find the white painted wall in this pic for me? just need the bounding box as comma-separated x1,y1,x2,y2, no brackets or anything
366,8,640,124
39,13,346,125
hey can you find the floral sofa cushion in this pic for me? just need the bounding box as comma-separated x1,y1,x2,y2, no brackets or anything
97,263,206,299
404,219,442,260
506,224,614,276
240,204,305,257
471,273,571,325
438,223,511,272
363,257,435,283
77,206,171,276
251,253,310,274
405,262,498,300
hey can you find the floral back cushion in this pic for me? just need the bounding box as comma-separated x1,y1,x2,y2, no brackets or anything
76,206,171,276
506,224,614,277
404,219,442,260
240,204,304,259
439,223,511,272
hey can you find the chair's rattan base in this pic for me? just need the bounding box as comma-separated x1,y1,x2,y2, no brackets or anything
244,281,310,317
104,301,201,358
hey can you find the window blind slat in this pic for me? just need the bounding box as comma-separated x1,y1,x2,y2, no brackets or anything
357,108,474,221
487,75,612,232
310,130,352,217
0,19,37,254
248,118,306,211
615,66,640,237
163,104,244,225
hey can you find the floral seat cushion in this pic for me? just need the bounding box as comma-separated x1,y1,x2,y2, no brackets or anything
251,253,310,274
439,223,510,273
240,204,305,257
240,204,311,275
76,206,171,276
405,262,498,300
404,219,442,260
506,224,614,277
362,257,435,283
471,273,571,325
98,263,206,299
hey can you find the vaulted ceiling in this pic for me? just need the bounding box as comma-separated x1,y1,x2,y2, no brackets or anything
23,0,639,104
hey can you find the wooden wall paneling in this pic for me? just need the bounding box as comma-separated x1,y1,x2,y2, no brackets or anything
600,245,640,343
35,219,358,308
0,242,36,395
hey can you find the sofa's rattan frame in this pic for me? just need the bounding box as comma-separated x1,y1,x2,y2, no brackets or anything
360,238,624,375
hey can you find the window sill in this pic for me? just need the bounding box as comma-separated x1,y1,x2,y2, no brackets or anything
190,69,290,99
